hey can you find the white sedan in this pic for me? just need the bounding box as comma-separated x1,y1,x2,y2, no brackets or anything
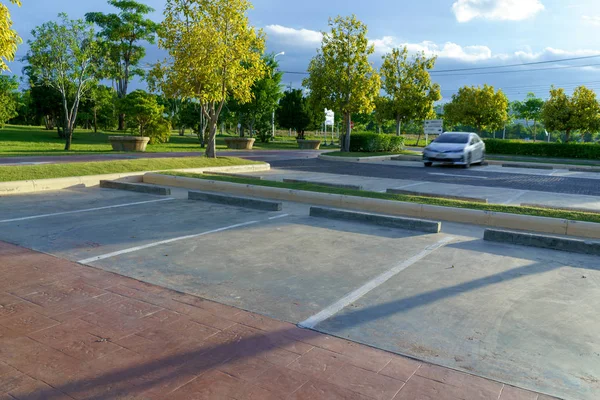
422,132,486,168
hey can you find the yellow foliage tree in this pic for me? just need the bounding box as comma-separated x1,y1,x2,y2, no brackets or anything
150,0,266,158
0,0,21,71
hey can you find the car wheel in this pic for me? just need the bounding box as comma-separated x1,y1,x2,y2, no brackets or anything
424,162,433,167
462,154,471,169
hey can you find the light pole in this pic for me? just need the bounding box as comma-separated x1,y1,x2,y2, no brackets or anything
272,52,285,139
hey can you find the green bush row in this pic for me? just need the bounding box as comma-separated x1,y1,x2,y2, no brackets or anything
484,139,600,159
349,133,405,152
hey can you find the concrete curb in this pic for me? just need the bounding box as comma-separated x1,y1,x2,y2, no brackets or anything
204,171,263,180
100,180,171,196
283,178,363,191
501,163,554,170
568,167,600,173
484,229,600,256
0,163,270,196
144,173,600,239
390,155,423,162
386,188,488,203
319,154,398,162
310,207,441,233
188,190,282,211
521,203,600,215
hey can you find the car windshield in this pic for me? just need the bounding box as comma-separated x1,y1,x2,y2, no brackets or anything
434,134,470,144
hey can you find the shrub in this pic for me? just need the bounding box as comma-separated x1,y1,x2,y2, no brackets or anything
484,139,600,159
349,133,404,152
146,118,172,145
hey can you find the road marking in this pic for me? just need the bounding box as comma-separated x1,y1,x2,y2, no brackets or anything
268,214,290,220
298,236,455,329
428,173,488,180
78,220,260,265
502,190,528,205
0,198,175,224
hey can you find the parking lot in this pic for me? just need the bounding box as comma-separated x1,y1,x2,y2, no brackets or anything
1,186,599,400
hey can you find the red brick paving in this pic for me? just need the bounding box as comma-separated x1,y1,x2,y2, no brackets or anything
0,241,560,400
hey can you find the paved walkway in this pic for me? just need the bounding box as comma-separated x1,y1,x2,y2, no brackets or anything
0,241,558,400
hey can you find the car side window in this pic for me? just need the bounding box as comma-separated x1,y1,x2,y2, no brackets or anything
469,137,476,145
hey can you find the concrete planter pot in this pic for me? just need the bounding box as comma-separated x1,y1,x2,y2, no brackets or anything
297,140,322,150
109,136,150,152
224,137,256,150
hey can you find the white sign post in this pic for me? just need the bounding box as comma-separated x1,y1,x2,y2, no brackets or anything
424,119,443,145
325,109,335,145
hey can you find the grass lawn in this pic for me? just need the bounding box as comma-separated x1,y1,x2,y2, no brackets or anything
0,125,336,157
0,157,259,182
163,172,600,224
324,150,421,157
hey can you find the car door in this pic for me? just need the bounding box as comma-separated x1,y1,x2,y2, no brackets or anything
468,135,477,160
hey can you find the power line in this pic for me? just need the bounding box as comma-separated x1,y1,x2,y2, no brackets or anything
432,63,600,77
429,54,600,74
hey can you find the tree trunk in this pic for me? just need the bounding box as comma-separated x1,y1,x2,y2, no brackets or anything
343,112,351,152
93,109,98,133
64,124,73,151
395,116,401,137
566,129,571,143
205,119,218,158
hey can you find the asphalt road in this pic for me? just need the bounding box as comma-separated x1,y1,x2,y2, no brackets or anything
270,158,600,196
0,149,324,165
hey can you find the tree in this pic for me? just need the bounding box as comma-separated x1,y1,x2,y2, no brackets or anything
277,89,312,136
84,84,117,132
150,0,266,158
25,14,102,150
303,15,380,152
542,86,600,142
380,47,441,136
119,89,162,136
443,84,509,135
0,0,21,71
512,93,544,141
86,0,159,130
373,96,391,134
229,54,283,142
0,75,18,126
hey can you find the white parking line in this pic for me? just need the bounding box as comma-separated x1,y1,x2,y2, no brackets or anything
0,198,175,224
429,172,489,180
78,220,261,265
393,182,426,190
298,236,455,329
502,190,528,205
269,214,290,220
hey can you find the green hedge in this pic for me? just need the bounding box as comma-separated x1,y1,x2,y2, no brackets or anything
484,139,600,159
349,133,404,152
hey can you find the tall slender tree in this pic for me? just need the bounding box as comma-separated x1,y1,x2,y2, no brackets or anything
86,0,159,130
303,15,380,152
25,14,102,150
380,47,441,136
150,0,266,158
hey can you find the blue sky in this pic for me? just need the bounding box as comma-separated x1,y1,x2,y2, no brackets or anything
6,0,600,100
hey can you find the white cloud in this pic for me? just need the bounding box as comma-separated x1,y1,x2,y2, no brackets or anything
264,24,600,68
264,25,322,48
452,0,545,22
370,37,494,62
582,15,600,26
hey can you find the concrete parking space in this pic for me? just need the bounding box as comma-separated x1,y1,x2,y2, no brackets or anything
0,186,597,399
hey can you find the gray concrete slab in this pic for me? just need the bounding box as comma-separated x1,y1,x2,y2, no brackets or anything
0,187,598,400
315,237,600,400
